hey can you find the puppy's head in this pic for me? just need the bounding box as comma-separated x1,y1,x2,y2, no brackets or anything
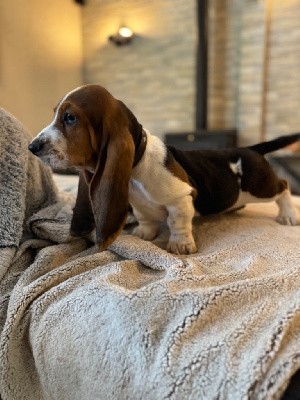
29,84,140,250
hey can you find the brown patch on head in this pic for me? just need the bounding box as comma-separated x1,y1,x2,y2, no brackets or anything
52,98,99,170
165,149,197,200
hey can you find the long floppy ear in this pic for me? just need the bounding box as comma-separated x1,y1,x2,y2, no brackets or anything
90,114,135,251
70,171,95,237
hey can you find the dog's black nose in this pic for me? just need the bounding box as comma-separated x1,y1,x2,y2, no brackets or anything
28,140,44,155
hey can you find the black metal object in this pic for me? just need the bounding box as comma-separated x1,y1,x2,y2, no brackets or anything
269,155,300,195
271,156,300,183
165,0,238,150
165,129,237,151
196,0,208,131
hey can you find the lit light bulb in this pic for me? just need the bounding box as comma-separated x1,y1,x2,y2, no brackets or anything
118,27,133,38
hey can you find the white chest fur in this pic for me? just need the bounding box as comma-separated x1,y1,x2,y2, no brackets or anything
129,130,193,222
128,130,201,254
129,179,167,222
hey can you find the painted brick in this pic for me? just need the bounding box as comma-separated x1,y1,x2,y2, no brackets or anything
82,0,300,145
82,0,196,139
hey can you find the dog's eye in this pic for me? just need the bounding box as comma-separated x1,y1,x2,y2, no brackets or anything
63,112,77,125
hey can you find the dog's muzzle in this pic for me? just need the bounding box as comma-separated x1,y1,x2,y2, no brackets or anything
28,139,45,156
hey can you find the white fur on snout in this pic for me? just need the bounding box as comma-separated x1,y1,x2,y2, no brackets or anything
33,124,69,169
30,86,84,169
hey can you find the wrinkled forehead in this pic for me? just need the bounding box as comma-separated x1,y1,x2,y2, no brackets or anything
54,85,113,116
54,86,82,113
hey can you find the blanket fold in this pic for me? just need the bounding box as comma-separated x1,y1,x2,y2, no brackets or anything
0,107,300,400
0,108,58,280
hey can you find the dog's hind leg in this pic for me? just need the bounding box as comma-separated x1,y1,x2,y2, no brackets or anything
276,185,300,226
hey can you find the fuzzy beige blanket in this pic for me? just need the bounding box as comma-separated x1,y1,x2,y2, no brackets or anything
0,107,300,400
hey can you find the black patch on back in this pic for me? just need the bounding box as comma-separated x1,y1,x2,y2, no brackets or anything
167,146,285,215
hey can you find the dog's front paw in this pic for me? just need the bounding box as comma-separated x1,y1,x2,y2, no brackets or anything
132,224,159,241
166,237,197,255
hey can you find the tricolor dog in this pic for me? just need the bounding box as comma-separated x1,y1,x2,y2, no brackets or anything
28,85,300,255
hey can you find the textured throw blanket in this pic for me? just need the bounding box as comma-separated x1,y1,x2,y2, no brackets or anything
0,108,58,277
0,107,300,400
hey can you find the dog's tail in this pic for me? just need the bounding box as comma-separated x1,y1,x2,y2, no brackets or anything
247,133,300,155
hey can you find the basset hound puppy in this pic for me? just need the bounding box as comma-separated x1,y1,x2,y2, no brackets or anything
28,84,300,255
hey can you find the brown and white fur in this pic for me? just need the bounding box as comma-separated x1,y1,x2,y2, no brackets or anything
28,84,300,255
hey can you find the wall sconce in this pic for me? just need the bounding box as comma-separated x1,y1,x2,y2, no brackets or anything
109,26,134,46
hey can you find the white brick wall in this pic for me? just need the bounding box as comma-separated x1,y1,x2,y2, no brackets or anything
265,1,300,139
82,0,197,139
208,0,300,145
82,0,300,145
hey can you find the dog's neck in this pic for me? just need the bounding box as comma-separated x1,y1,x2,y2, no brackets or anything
133,129,147,167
